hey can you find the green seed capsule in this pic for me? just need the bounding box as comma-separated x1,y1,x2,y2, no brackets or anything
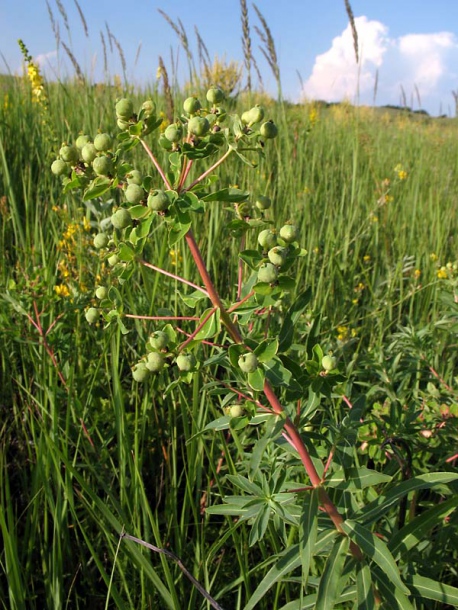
188,116,210,137
81,143,97,164
183,96,201,115
238,352,259,373
111,208,131,229
164,123,183,143
176,353,197,372
59,145,79,164
206,86,224,105
116,98,134,119
93,233,109,249
279,224,299,243
94,133,112,152
51,159,69,176
147,189,169,212
132,362,151,382
260,120,278,139
257,262,279,284
92,155,112,176
146,352,165,373
125,183,144,205
95,286,108,299
75,134,90,149
85,307,99,324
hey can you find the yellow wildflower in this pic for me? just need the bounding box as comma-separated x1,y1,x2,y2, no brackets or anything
430,253,438,262
169,249,183,266
363,255,371,263
437,267,448,279
414,269,421,279
54,284,70,298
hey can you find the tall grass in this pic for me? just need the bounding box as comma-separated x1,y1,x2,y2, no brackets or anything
1,8,458,607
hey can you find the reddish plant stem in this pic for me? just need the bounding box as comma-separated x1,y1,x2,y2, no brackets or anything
183,148,234,193
139,259,209,297
125,314,199,321
175,327,225,349
227,290,255,313
237,234,246,300
178,158,194,192
140,139,172,190
179,307,217,351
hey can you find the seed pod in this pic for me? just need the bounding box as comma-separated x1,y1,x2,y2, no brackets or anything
93,233,109,249
176,353,197,372
258,229,277,250
255,195,271,210
238,352,259,373
206,86,224,105
260,120,278,139
183,96,201,115
94,133,112,152
85,307,99,324
81,143,97,164
132,362,151,382
51,159,69,176
92,155,113,176
268,246,287,267
95,286,108,299
149,331,169,350
279,224,299,243
164,123,183,143
147,189,169,212
322,355,337,371
125,183,144,205
116,98,134,119
188,116,210,137
126,170,143,185
75,134,90,149
257,262,279,284
146,352,165,373
111,208,132,229
59,145,79,164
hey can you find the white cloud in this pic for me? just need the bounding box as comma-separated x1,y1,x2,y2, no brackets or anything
34,50,58,67
302,17,458,114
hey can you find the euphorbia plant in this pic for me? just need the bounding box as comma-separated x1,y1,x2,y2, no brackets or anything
52,89,458,608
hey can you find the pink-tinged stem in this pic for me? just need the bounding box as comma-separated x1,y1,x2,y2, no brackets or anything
237,234,246,300
178,158,194,192
179,307,217,351
140,139,172,190
227,290,255,313
139,259,209,297
125,314,200,321
183,148,234,193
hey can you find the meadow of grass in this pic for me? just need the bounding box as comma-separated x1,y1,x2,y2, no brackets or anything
1,68,458,608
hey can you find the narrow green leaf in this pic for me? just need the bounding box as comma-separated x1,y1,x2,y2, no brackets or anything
299,489,318,587
278,289,312,352
356,561,375,610
202,187,249,203
226,474,263,496
354,473,458,524
117,242,135,262
372,567,415,609
389,495,458,559
342,520,409,595
83,176,112,201
277,586,357,610
315,535,350,610
325,467,392,490
405,574,458,604
194,308,220,340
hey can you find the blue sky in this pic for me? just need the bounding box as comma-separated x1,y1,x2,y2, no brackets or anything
2,0,458,116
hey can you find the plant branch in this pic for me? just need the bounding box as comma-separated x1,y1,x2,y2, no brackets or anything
183,147,234,193
139,138,173,190
139,259,209,297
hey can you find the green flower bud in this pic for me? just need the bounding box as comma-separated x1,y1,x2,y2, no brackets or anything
176,352,197,372
59,145,79,164
255,195,271,210
238,352,259,373
183,96,201,115
107,254,119,267
132,362,151,382
257,262,279,284
164,122,183,143
111,208,131,229
51,159,69,176
258,229,277,250
206,86,224,105
149,331,169,350
95,286,108,299
158,134,173,150
117,119,130,131
228,405,244,417
126,170,143,185
94,133,112,152
241,110,252,125
93,232,109,249
92,155,113,176
260,120,278,139
125,183,144,205
268,246,287,267
116,98,134,119
322,355,337,371
147,189,169,212
146,352,165,373
75,134,90,149
279,224,299,243
81,143,97,164
188,116,210,137
85,307,99,324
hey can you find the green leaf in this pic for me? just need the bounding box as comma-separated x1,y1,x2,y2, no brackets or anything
254,338,279,362
342,520,409,595
278,289,312,352
202,187,249,203
226,474,263,496
404,574,458,604
117,242,135,262
372,567,415,609
194,308,220,340
203,415,231,431
299,489,319,587
325,467,392,490
128,204,150,220
389,495,458,559
277,276,296,291
354,472,458,524
315,535,350,610
249,505,271,546
356,561,376,610
83,176,113,201
179,290,207,309
239,249,263,270
264,357,294,388
168,220,191,247
248,367,265,391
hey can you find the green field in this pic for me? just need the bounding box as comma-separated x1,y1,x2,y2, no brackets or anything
1,67,458,609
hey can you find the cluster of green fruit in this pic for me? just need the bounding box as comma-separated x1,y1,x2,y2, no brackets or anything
51,132,115,179
131,330,197,383
256,223,300,284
